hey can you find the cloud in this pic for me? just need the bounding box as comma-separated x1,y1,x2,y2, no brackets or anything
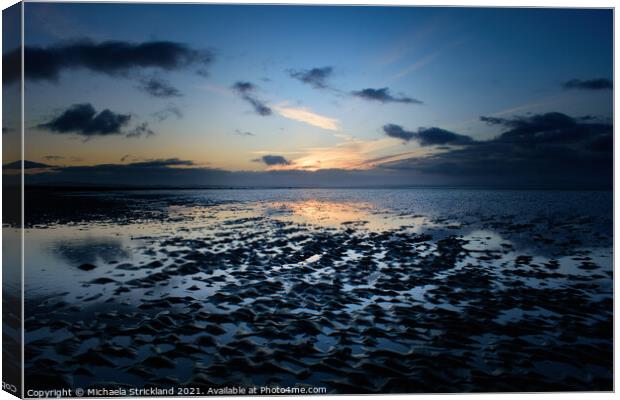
44,155,65,161
234,129,254,136
152,105,183,122
383,124,475,146
38,103,131,137
383,112,612,188
3,39,214,84
127,158,194,168
231,81,272,116
4,160,52,170
414,128,476,146
289,136,421,171
352,88,423,104
43,155,83,163
478,112,604,146
392,39,466,81
126,122,155,138
393,52,439,81
253,155,291,166
479,116,507,126
21,108,612,191
562,78,612,91
231,81,254,92
289,66,333,89
273,105,339,131
383,124,415,141
138,76,182,98
38,103,155,139
2,47,21,86
244,97,272,116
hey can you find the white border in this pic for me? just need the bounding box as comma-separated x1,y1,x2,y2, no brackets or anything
0,2,615,400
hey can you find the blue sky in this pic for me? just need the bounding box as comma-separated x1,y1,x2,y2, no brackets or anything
8,4,613,187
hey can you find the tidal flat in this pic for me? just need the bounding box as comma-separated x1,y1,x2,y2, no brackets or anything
22,188,613,393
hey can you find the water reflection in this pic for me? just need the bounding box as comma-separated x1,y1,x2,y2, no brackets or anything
266,199,434,232
51,238,129,266
22,189,613,392
168,199,437,232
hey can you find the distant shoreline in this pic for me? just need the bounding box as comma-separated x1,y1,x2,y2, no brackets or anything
9,184,615,192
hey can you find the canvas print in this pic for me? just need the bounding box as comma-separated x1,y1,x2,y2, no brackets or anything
2,3,614,397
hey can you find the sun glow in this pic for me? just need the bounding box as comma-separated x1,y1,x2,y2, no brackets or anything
263,137,433,171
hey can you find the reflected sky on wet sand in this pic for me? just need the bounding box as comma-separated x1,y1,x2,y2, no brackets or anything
23,188,613,392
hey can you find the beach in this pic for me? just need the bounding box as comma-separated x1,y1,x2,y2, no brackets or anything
23,188,613,393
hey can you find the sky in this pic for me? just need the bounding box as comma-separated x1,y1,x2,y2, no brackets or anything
2,3,614,188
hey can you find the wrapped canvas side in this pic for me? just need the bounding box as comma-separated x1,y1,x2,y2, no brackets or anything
2,2,23,398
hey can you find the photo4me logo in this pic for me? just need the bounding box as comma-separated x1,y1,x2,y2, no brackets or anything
2,381,17,394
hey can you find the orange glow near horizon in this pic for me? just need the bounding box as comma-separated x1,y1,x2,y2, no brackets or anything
267,199,436,232
262,138,434,172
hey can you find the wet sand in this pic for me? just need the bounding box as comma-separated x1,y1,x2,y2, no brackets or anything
23,188,613,393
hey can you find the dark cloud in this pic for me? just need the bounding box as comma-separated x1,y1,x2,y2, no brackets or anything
383,124,475,146
353,87,423,104
384,112,612,188
243,97,272,116
138,76,182,98
152,105,183,122
253,155,291,166
479,112,609,146
3,46,21,85
562,78,612,91
4,160,52,170
3,39,214,84
234,129,254,136
38,103,131,137
416,128,475,146
126,122,155,138
231,81,272,116
127,158,194,168
479,116,506,125
232,81,255,93
383,124,415,141
289,66,333,89
587,133,612,152
480,113,576,130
